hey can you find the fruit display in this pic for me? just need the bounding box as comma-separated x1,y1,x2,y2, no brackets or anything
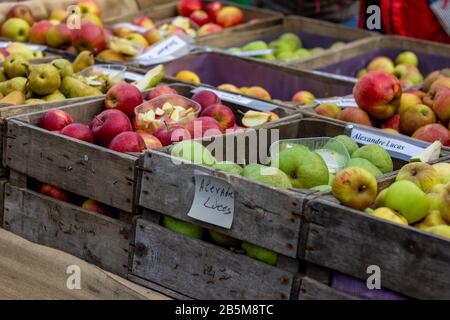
227,33,345,62
0,42,45,62
333,161,450,240
312,70,450,146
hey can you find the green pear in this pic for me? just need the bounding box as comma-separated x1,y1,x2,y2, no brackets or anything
162,215,203,240
242,41,269,51
242,164,292,189
170,140,216,166
59,76,103,98
278,33,302,51
375,188,387,207
352,145,393,174
273,145,329,189
346,158,383,177
425,225,450,240
212,161,243,175
242,241,277,266
270,41,293,53
260,54,276,60
25,98,45,104
0,69,6,82
43,90,66,101
395,51,418,67
276,51,296,61
385,180,430,224
28,64,61,96
294,49,311,59
51,59,74,78
72,50,94,73
208,230,241,248
3,54,30,78
326,135,359,156
0,77,27,95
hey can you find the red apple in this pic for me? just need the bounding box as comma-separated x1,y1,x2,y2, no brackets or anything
185,116,222,138
82,199,113,217
46,23,72,48
206,2,224,22
190,10,210,26
133,16,154,29
60,123,94,143
153,124,191,146
29,21,53,44
105,83,143,118
40,110,73,131
147,86,178,100
89,109,132,146
216,6,244,28
400,104,436,136
338,108,373,127
197,23,222,36
108,131,146,153
353,71,402,120
40,184,72,203
191,90,220,111
381,114,400,132
200,104,235,131
412,123,450,146
178,0,203,17
7,4,35,26
135,131,163,149
71,22,106,54
433,88,450,124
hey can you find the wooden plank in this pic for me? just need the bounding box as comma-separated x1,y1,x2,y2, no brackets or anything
127,274,191,300
304,197,450,299
132,219,295,300
298,277,359,300
0,228,168,300
0,177,6,226
3,184,132,277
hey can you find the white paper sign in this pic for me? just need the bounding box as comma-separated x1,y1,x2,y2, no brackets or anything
0,41,46,51
348,125,426,160
135,35,188,61
232,49,274,57
187,173,234,229
124,71,143,81
314,97,358,108
111,22,148,33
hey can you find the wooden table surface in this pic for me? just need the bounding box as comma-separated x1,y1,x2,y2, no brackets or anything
0,228,169,300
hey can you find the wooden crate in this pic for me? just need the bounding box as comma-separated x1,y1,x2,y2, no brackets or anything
304,161,450,300
287,35,450,78
197,15,375,65
105,1,282,38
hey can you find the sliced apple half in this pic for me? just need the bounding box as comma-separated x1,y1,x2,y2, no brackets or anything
242,110,271,127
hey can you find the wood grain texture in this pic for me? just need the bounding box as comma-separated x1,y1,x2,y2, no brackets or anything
0,228,168,300
3,184,132,277
298,277,359,300
132,219,296,300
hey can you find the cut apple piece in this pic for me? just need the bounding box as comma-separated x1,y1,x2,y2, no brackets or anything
242,110,271,127
155,107,165,116
170,109,182,122
410,141,442,163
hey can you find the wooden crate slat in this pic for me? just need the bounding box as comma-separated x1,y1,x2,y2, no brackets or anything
298,276,359,300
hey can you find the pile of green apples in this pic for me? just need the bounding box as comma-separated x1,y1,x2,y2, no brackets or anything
227,32,346,62
333,159,450,240
0,50,104,105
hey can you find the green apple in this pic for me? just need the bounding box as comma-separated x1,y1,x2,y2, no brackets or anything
242,41,269,51
276,51,296,61
162,215,204,239
395,51,418,67
270,41,294,53
273,145,329,189
242,164,292,189
170,140,216,166
352,145,393,174
1,18,30,42
294,49,310,59
396,163,440,192
332,167,377,210
375,188,388,207
346,158,383,177
242,241,277,266
212,161,243,175
208,230,241,248
3,54,30,78
278,33,302,51
425,225,450,240
28,64,61,96
385,180,429,224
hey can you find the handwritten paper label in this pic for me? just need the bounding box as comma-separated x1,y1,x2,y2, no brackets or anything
191,87,278,111
346,125,427,160
232,49,274,57
187,172,234,229
135,35,189,64
111,22,148,34
124,71,143,81
314,97,358,108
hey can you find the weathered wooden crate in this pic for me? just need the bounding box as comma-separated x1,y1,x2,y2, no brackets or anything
105,1,282,39
288,35,450,78
197,15,375,65
304,160,450,300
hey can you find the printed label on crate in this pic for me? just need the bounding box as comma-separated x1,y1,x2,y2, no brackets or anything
346,125,428,160
0,41,47,51
111,22,148,34
314,97,358,108
191,87,278,111
187,172,234,229
232,49,274,57
134,35,190,66
124,71,143,81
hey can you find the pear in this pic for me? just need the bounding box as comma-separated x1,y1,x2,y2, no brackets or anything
242,241,277,266
425,225,450,240
25,98,45,104
59,76,102,98
28,64,61,96
212,161,243,175
43,90,66,101
0,90,25,105
3,54,30,78
278,33,302,51
133,64,164,91
72,50,94,73
346,158,383,177
242,164,292,189
325,135,359,156
0,69,7,82
242,41,269,51
0,77,27,96
208,230,241,248
162,215,203,240
375,188,388,207
352,145,393,174
51,59,74,78
415,211,448,230
370,207,408,225
6,43,34,59
32,51,44,59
